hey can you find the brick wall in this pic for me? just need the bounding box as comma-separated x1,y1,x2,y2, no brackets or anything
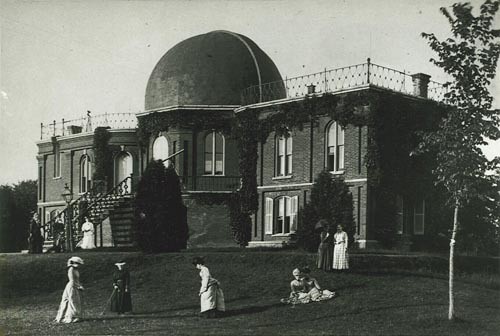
183,195,236,248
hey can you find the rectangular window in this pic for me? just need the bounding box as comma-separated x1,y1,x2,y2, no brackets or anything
413,199,425,235
265,198,273,234
204,134,213,174
276,136,292,176
326,122,345,172
53,145,61,178
275,197,285,233
337,127,344,170
38,166,43,199
286,137,293,175
289,196,298,233
357,186,362,234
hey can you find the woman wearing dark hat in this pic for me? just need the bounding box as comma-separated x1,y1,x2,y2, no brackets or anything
110,261,132,315
192,257,225,318
55,256,85,323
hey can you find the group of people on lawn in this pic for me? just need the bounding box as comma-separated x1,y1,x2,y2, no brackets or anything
53,224,350,323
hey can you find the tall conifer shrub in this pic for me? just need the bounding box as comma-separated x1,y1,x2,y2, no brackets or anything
134,160,188,252
297,171,355,252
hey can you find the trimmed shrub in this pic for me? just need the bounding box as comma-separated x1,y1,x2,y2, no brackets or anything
134,161,188,252
297,171,355,252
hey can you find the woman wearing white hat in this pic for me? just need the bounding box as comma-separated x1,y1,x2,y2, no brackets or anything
110,261,132,315
55,256,84,323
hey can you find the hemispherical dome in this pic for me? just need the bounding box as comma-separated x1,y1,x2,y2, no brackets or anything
145,30,285,111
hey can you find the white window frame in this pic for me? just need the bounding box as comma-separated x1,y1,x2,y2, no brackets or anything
53,144,61,178
271,196,298,235
275,135,292,177
326,121,345,172
265,198,274,234
152,135,170,167
413,199,425,235
79,155,92,194
204,132,225,176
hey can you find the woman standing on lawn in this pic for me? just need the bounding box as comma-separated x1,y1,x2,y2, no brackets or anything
192,257,225,318
332,225,349,270
110,261,132,315
55,256,84,323
317,224,333,271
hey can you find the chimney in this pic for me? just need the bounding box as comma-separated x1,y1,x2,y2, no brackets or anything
411,73,431,98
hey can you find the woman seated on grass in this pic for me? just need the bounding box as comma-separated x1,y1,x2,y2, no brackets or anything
301,266,335,302
281,267,335,304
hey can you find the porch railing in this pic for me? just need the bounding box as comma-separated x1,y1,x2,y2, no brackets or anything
40,112,137,140
241,59,447,105
180,176,241,192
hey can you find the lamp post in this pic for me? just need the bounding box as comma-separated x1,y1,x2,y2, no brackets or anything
61,183,74,252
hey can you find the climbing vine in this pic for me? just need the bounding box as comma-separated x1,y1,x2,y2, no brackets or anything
93,127,112,184
136,89,444,247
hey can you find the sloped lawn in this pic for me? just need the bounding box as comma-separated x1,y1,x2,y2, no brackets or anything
0,251,499,335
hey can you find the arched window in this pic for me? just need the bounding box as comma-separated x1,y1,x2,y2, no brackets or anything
275,135,292,176
79,155,92,193
264,196,298,235
326,121,344,172
204,132,224,175
152,135,169,166
115,152,133,193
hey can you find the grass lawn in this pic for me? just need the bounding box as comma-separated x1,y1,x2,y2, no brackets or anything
0,251,499,335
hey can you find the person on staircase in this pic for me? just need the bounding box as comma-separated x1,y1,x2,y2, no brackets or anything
80,217,96,250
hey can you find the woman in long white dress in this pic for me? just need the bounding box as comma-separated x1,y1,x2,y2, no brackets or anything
192,257,225,318
81,217,95,249
333,225,349,270
55,256,84,323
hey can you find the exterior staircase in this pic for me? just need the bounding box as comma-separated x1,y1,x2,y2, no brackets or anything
42,175,136,251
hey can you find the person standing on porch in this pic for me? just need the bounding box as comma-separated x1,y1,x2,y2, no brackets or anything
332,225,349,270
80,217,95,250
192,257,225,318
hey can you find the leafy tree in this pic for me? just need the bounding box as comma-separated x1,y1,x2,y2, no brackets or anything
134,160,188,252
0,185,16,252
297,171,355,252
420,0,500,320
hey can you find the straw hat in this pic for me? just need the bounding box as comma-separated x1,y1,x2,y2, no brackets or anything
67,256,84,267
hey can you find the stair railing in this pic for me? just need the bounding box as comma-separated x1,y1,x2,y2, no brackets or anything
72,174,134,246
42,180,106,241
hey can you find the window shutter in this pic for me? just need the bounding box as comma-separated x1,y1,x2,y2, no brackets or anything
290,196,298,232
265,198,273,234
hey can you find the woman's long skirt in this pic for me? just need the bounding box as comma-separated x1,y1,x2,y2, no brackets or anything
200,284,225,313
55,282,81,323
317,244,333,271
332,244,349,269
110,289,132,313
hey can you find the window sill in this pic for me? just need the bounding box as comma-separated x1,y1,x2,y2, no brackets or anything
328,170,345,175
271,233,296,237
202,174,225,177
272,175,293,180
52,176,62,180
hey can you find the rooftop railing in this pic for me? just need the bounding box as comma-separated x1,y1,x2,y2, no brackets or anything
241,59,447,105
40,112,137,140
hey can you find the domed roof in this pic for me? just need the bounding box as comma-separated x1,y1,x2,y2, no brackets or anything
145,30,285,111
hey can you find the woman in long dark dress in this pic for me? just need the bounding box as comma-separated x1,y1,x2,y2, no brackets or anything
317,225,333,271
110,261,132,314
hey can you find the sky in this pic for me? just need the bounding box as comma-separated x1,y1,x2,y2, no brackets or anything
0,0,499,185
